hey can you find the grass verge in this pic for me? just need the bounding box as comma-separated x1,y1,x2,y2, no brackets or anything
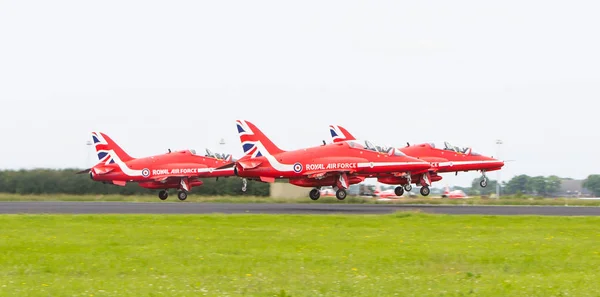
1,213,599,296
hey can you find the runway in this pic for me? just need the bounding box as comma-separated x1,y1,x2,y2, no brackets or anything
2,202,600,215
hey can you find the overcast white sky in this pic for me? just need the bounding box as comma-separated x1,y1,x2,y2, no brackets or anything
1,0,599,187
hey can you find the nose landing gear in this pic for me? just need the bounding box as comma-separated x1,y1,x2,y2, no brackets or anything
480,171,488,187
241,178,248,192
403,174,412,192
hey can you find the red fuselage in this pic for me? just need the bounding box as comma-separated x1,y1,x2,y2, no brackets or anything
400,144,504,173
376,144,503,186
90,150,234,190
234,141,431,188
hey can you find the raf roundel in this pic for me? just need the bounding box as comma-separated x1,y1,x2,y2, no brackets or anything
293,162,303,173
141,168,150,178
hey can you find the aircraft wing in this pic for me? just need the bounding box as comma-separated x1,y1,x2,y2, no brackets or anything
304,169,358,179
304,170,331,179
428,167,441,173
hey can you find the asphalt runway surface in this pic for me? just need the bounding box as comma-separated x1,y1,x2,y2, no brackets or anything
2,202,600,215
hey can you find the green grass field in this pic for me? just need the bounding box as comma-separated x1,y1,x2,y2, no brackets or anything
1,193,600,206
1,213,600,296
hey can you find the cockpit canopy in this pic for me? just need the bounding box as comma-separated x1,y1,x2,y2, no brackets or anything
442,142,480,155
204,148,231,161
346,140,406,156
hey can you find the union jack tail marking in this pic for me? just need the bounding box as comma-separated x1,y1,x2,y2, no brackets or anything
91,132,134,165
236,120,285,159
329,125,356,143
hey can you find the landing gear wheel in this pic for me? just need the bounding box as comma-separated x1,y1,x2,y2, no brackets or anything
480,179,488,188
177,191,188,201
241,178,248,192
336,189,347,200
309,189,321,200
394,186,404,197
158,190,168,200
403,184,412,192
420,186,431,196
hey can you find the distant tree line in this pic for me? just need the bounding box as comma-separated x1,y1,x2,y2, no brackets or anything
0,169,270,196
464,174,599,197
462,175,562,197
583,175,600,197
2,169,600,198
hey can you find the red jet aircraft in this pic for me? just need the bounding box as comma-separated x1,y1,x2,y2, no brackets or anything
219,120,431,201
442,185,468,199
77,132,235,201
328,125,505,197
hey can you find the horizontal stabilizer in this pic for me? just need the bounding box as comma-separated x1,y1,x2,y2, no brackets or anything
112,180,127,186
260,176,276,183
93,167,114,175
238,159,262,170
76,168,91,174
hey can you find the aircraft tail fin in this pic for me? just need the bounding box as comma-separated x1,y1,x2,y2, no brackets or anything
236,120,285,159
91,132,134,164
329,125,357,143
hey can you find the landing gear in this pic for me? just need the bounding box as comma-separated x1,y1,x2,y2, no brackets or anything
480,171,488,188
177,191,188,201
403,174,413,192
309,188,321,200
158,190,168,200
241,178,248,192
394,186,404,196
480,179,488,188
336,189,347,200
420,186,431,196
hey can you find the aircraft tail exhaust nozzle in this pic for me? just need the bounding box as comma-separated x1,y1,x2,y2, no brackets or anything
75,168,96,180
76,168,91,174
91,132,134,164
236,120,285,159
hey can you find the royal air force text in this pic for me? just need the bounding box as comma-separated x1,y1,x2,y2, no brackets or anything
152,168,207,175
304,163,357,171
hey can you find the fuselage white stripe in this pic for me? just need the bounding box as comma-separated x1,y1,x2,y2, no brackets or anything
356,162,428,168
106,150,144,176
437,160,501,166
